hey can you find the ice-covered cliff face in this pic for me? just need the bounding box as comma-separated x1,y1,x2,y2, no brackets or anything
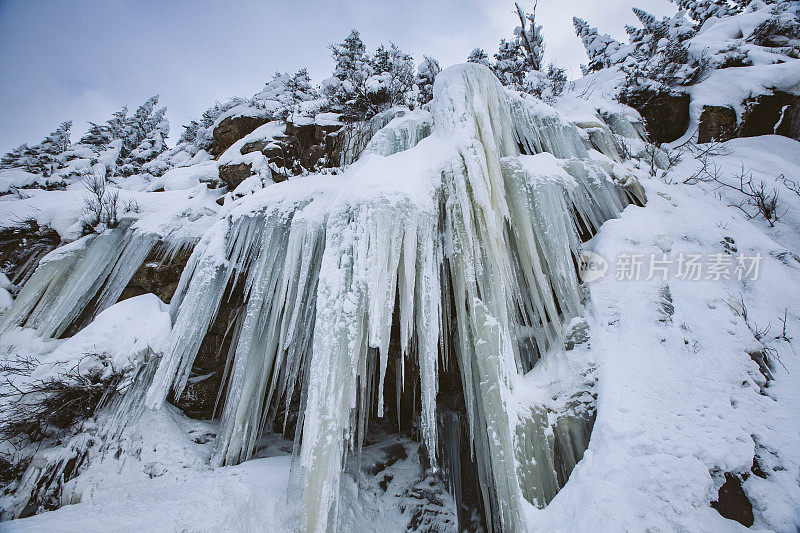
145,63,641,532
0,63,647,531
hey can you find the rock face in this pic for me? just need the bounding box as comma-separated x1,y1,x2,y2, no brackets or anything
620,91,690,144
697,92,800,144
698,106,737,143
741,91,800,140
172,285,243,419
218,162,253,190
213,117,345,189
119,247,193,304
211,114,268,156
0,220,61,287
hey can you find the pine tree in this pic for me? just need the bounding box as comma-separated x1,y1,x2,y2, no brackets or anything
670,0,742,27
331,29,369,84
369,43,414,108
0,144,33,170
178,120,200,145
489,1,550,93
573,17,623,72
416,56,441,105
493,38,527,89
80,122,113,146
467,48,492,67
329,29,376,118
30,121,72,176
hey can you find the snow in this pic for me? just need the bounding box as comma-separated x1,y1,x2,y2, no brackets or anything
2,56,800,533
157,160,219,191
524,135,800,531
0,169,44,193
212,104,265,129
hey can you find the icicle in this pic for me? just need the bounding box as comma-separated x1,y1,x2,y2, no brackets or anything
0,223,158,339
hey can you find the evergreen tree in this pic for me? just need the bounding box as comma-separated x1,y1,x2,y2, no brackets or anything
331,29,369,85
670,0,742,27
178,120,200,145
573,17,623,72
493,38,527,89
329,29,376,118
416,56,441,105
80,122,113,146
369,43,414,108
0,144,35,171
489,1,552,94
467,48,492,67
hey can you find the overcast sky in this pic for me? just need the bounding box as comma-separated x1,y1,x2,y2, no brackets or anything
0,0,674,154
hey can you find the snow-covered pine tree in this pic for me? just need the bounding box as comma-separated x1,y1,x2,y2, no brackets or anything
369,43,415,108
617,6,701,93
36,120,72,176
80,122,113,147
282,68,316,120
494,38,528,89
416,56,441,105
129,106,169,168
572,17,623,72
329,29,376,118
178,120,200,145
670,0,742,27
109,96,169,177
0,144,37,171
467,48,492,67
490,1,554,94
331,29,368,83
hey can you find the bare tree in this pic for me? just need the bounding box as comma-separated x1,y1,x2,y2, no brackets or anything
81,174,119,233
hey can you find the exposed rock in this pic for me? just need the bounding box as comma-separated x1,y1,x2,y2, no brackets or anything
698,105,737,143
741,91,800,141
218,162,253,189
286,121,317,149
0,220,61,287
119,246,193,304
710,473,754,527
211,114,267,156
172,281,245,419
620,91,690,144
240,139,270,155
301,145,327,170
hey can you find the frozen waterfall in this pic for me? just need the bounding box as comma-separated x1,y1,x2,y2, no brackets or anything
2,63,646,532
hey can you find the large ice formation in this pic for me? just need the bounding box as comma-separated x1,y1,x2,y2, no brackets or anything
0,63,648,531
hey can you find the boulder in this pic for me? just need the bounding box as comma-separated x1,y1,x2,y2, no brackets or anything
620,91,690,144
698,106,737,143
741,91,800,141
710,473,754,527
218,162,253,189
211,114,267,156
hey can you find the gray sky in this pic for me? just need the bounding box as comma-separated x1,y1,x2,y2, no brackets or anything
0,0,673,154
